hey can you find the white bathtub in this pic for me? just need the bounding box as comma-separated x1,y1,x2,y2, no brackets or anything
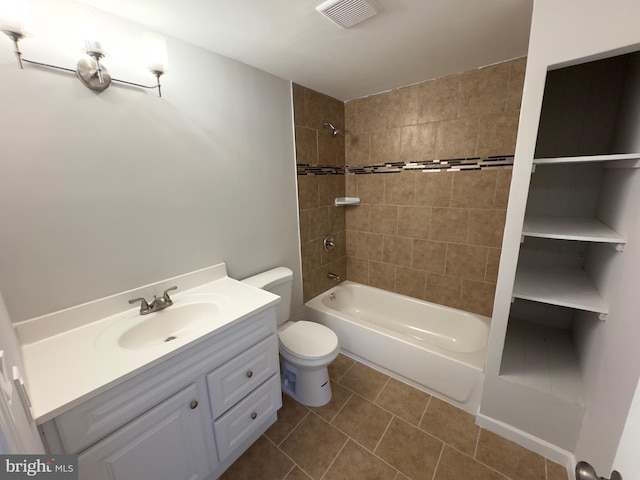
305,281,490,413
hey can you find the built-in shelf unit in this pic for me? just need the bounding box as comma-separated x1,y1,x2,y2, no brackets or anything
493,49,640,450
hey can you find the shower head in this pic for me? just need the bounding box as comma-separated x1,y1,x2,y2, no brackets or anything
322,120,343,136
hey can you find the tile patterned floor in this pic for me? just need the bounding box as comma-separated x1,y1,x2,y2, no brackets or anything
221,354,570,480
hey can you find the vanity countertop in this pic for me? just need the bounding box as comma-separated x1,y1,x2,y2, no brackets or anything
17,264,279,424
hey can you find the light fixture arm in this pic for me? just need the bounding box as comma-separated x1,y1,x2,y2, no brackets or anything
2,33,165,96
3,30,24,69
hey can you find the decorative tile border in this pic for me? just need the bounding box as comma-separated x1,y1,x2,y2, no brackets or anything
297,155,514,176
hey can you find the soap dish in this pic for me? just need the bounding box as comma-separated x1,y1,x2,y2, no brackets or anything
334,197,361,206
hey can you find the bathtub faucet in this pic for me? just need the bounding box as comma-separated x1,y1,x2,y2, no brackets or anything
327,272,341,283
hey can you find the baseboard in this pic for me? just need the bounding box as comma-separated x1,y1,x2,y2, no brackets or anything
476,412,576,480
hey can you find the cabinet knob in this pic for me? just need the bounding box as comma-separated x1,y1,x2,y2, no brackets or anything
246,371,253,378
190,400,198,410
251,412,258,420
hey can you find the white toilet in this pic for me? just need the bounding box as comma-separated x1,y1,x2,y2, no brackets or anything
242,267,339,407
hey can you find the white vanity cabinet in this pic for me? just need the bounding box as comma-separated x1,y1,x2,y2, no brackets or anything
38,307,282,480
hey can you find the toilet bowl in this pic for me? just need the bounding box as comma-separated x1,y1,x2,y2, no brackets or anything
278,320,339,407
242,268,340,407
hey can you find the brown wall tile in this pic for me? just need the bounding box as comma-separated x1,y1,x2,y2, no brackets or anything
370,205,398,234
476,112,520,157
415,172,453,207
507,57,527,112
346,132,371,166
318,175,341,206
418,75,461,123
384,172,416,205
485,248,501,283
371,129,401,164
347,256,368,284
357,232,383,261
383,235,412,267
295,126,318,165
397,206,431,239
355,95,387,132
319,130,345,166
400,123,437,162
357,174,385,204
435,117,479,159
451,170,498,208
458,63,510,117
426,273,462,308
429,208,469,242
494,168,512,208
412,239,447,273
460,279,496,317
468,209,507,247
346,204,370,232
395,267,426,299
309,206,330,240
445,244,488,281
298,175,319,209
387,85,420,128
369,261,395,291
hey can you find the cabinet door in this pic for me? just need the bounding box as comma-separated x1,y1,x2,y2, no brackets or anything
79,383,216,480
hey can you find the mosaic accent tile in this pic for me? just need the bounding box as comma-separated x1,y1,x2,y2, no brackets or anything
297,155,513,176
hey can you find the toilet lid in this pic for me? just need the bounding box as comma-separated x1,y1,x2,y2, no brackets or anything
279,321,339,359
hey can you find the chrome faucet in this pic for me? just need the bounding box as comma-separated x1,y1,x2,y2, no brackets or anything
129,286,177,315
327,272,341,283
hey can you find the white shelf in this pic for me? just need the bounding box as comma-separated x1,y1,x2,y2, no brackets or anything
534,152,640,165
334,197,360,206
500,318,585,405
513,264,607,315
522,216,626,247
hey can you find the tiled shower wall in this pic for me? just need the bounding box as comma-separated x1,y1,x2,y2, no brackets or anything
293,85,347,300
295,58,526,315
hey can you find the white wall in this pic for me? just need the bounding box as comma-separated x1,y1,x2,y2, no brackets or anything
0,0,302,323
0,290,43,453
482,0,640,473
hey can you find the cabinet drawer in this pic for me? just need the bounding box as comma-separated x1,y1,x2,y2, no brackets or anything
213,374,281,460
207,335,279,418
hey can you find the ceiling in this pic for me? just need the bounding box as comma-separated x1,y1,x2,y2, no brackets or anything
76,0,534,101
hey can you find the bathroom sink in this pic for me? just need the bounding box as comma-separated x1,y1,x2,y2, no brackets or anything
118,302,219,349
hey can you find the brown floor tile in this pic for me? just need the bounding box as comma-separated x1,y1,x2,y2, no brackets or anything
546,459,569,480
434,446,506,480
339,362,390,400
375,417,443,480
476,430,546,480
323,440,397,480
394,472,411,480
419,397,479,456
331,393,393,450
265,393,310,445
329,353,356,381
280,413,348,480
284,466,313,480
375,377,431,426
220,435,293,480
309,381,352,422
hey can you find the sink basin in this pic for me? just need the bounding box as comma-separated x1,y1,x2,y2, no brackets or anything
117,302,219,350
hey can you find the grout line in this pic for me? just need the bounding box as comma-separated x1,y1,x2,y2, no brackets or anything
276,409,311,447
373,375,392,403
318,437,349,480
418,394,432,427
473,427,481,459
431,443,445,480
372,414,395,453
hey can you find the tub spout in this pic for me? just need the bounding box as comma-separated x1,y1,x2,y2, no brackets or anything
327,272,341,283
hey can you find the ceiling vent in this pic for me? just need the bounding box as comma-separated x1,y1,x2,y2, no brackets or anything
315,0,382,29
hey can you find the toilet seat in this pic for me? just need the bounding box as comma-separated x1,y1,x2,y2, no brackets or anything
279,321,339,359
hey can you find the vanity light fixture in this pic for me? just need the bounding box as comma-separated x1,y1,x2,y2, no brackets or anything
0,3,167,96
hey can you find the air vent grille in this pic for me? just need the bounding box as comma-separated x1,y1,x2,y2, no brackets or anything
316,0,381,29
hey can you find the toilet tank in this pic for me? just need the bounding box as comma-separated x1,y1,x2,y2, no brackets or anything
241,267,293,326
